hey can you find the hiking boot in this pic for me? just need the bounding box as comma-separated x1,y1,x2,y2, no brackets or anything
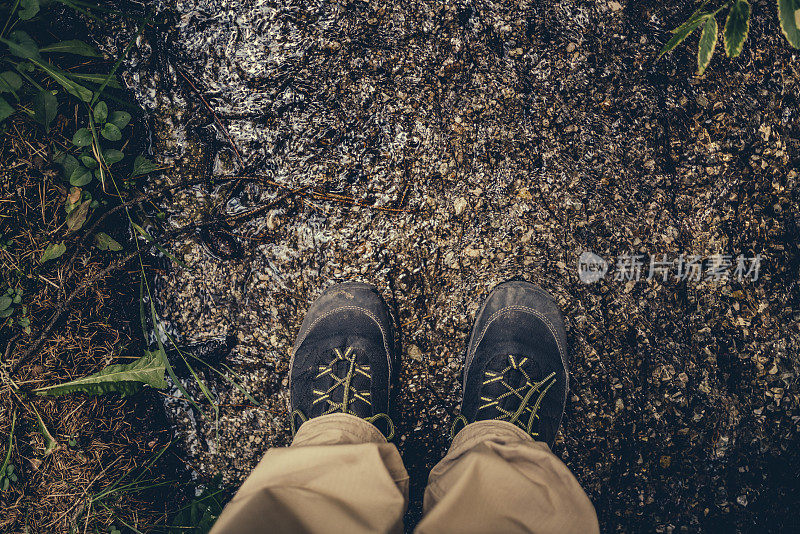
290,282,396,439
455,281,569,448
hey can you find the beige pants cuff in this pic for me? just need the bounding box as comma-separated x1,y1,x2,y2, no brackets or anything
419,420,599,534
210,414,409,534
211,415,598,534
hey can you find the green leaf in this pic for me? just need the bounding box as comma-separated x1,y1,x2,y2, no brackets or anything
132,155,159,177
724,0,751,58
108,110,130,129
65,72,122,89
72,127,92,146
60,154,79,180
0,71,23,93
18,0,40,20
697,16,718,75
778,0,800,48
93,101,108,123
660,14,709,57
31,59,92,102
0,307,13,318
40,242,66,263
1,31,40,59
33,89,57,130
40,40,100,57
100,122,121,141
94,232,122,251
103,148,124,165
80,155,98,169
33,349,168,397
31,405,59,455
0,97,13,122
0,296,11,311
70,166,92,187
66,200,90,231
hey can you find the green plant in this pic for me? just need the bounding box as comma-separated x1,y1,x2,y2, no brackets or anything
0,285,21,318
17,308,30,333
0,0,107,129
27,403,59,455
0,409,17,491
1,1,143,344
168,476,225,534
0,230,11,250
33,348,168,396
70,441,174,532
0,287,28,333
0,462,18,491
2,0,155,243
660,0,800,75
59,100,131,188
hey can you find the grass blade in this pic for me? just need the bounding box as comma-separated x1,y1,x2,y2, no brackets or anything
97,503,145,534
65,72,122,89
132,222,187,268
149,299,203,412
30,58,93,101
89,12,151,106
0,410,16,476
194,358,260,407
31,404,59,455
40,40,100,57
162,328,220,430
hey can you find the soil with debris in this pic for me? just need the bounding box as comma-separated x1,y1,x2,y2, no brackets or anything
96,0,799,530
0,119,180,532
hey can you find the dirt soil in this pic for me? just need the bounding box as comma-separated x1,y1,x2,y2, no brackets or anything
89,0,800,531
0,118,179,532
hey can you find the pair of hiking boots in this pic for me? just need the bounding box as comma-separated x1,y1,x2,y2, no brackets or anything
289,281,569,447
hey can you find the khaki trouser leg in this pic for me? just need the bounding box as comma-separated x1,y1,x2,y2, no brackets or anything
210,413,409,534
416,420,599,534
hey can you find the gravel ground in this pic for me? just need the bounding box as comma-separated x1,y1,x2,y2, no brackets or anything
98,0,799,530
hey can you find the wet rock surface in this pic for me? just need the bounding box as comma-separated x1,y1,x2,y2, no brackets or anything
101,0,798,530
